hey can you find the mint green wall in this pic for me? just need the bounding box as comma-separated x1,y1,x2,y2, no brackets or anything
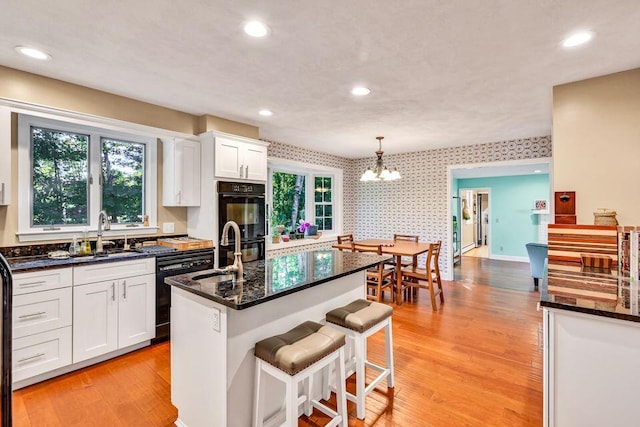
457,174,550,258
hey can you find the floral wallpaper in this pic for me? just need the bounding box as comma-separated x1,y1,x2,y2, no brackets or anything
264,136,552,276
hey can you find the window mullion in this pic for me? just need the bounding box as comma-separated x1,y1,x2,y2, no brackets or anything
88,133,102,230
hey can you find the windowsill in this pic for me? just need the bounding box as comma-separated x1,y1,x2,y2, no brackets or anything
16,226,160,243
266,234,337,251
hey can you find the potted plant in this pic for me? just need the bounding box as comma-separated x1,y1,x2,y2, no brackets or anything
297,220,311,239
271,228,281,244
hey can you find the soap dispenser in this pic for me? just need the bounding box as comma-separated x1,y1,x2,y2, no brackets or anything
69,235,80,255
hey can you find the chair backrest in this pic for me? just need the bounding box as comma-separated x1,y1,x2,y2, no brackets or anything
393,234,419,243
425,241,442,273
351,242,383,255
525,243,548,279
337,234,354,244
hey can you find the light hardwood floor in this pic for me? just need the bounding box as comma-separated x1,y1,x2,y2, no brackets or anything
13,262,542,426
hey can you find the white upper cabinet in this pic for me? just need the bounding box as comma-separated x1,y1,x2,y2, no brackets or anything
0,106,11,205
162,137,201,206
214,135,268,181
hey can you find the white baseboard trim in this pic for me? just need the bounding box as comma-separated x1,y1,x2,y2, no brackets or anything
461,244,475,254
174,419,188,427
490,254,529,263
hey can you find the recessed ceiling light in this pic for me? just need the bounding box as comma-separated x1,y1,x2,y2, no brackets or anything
15,45,51,60
244,21,269,37
351,87,371,96
259,109,273,116
533,169,542,173
562,31,593,48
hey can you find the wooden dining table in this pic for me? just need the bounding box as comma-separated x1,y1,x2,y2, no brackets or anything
332,239,432,305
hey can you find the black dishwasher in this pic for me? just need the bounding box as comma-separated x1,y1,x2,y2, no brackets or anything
152,247,214,343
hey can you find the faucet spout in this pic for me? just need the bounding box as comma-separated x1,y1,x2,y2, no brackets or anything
220,220,244,283
96,210,111,254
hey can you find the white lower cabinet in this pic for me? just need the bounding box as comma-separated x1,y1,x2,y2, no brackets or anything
12,259,155,387
12,268,73,385
13,327,73,382
73,274,155,363
544,308,640,427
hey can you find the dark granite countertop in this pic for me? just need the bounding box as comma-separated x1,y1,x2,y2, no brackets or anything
7,251,154,272
165,249,391,310
539,290,640,323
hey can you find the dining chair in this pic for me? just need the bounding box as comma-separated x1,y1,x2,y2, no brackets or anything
336,233,354,250
351,242,394,303
393,234,419,267
399,240,444,310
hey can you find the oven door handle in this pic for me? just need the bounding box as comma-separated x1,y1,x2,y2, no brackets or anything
220,194,265,198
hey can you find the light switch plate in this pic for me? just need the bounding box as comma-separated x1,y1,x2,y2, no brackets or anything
163,222,175,233
212,307,221,332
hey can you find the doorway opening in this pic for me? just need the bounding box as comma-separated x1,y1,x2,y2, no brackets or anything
459,188,490,259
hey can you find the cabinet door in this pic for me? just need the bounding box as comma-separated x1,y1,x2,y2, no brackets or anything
163,138,201,206
177,139,201,206
243,144,267,181
0,105,11,206
214,137,242,179
118,274,155,348
73,281,118,363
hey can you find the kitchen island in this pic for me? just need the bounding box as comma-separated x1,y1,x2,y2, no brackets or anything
165,249,390,427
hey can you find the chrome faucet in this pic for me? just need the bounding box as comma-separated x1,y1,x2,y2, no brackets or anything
96,210,112,254
218,220,244,283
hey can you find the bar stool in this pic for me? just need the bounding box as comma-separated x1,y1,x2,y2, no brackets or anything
325,299,394,420
253,321,348,427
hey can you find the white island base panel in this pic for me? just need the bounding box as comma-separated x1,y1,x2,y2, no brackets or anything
544,308,640,427
171,271,366,427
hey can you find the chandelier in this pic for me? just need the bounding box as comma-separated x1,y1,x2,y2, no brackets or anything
359,136,401,182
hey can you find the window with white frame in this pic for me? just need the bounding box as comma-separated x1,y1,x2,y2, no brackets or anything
268,159,342,236
18,114,157,240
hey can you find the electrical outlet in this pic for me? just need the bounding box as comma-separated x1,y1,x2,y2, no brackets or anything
212,307,221,332
163,222,175,233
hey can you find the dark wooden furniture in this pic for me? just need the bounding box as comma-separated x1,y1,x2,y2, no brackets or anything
554,191,576,224
351,243,394,303
400,241,444,311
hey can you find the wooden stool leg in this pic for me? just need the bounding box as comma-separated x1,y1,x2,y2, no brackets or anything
253,360,265,427
354,335,366,420
304,375,312,416
285,375,298,426
335,347,348,426
385,318,395,388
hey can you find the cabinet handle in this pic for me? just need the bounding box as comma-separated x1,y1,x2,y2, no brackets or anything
18,311,46,319
0,182,4,204
18,353,45,363
123,280,127,300
111,282,115,301
19,280,46,288
245,165,249,178
240,164,244,178
177,191,181,205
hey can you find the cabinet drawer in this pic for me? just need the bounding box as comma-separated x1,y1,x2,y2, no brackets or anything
13,287,72,338
13,326,72,383
74,257,155,285
13,268,73,296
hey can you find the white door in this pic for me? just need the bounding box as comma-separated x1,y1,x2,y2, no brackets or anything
118,274,155,348
215,137,242,179
73,281,118,363
243,144,268,181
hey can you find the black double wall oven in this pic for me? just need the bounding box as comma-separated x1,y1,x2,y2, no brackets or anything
217,181,266,267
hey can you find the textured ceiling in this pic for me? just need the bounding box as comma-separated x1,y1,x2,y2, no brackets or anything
1,1,639,158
